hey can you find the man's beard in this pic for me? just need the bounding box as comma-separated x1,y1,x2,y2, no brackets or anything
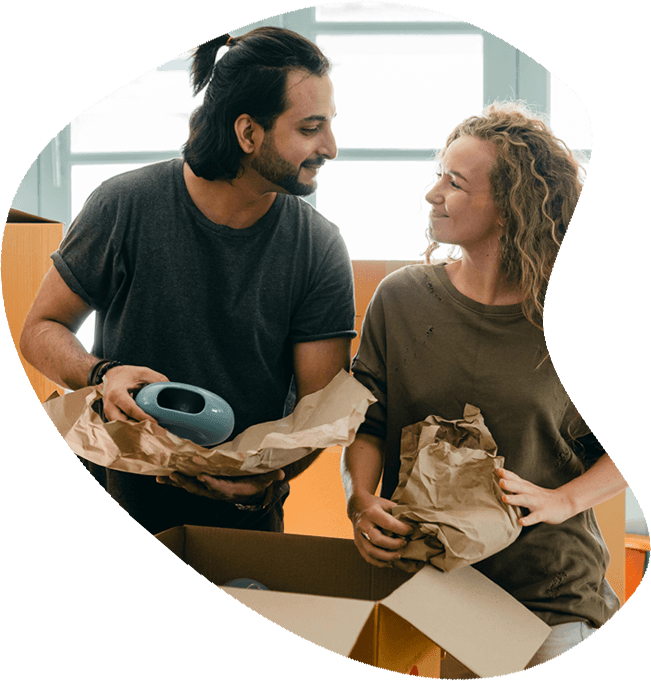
251,134,324,196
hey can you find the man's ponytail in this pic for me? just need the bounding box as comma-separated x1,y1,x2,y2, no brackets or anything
190,34,231,95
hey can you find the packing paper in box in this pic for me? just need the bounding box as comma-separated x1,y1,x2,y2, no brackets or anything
390,404,522,572
42,370,376,477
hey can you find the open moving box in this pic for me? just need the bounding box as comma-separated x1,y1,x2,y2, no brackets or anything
156,526,550,677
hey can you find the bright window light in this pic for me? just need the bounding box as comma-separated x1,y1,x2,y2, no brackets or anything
550,75,592,151
70,68,200,154
318,33,484,149
316,159,438,260
316,1,459,22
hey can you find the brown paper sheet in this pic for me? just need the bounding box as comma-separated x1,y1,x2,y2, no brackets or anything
390,404,522,572
42,370,376,477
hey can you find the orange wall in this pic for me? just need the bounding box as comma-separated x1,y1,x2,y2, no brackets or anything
625,534,649,601
2,218,64,403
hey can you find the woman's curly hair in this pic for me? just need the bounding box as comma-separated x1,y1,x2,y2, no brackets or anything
426,101,585,329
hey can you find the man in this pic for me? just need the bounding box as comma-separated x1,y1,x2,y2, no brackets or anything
20,27,356,535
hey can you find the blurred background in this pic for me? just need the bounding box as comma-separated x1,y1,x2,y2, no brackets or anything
10,1,646,545
13,2,592,260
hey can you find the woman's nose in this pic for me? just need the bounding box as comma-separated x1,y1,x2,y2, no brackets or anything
425,183,443,205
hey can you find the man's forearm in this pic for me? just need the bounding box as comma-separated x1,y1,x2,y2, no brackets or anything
20,319,98,391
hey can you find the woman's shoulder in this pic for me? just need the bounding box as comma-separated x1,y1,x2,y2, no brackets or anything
378,261,447,294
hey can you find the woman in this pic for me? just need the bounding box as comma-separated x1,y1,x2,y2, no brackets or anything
342,102,627,668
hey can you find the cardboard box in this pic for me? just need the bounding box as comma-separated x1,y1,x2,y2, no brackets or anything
156,526,550,677
2,208,64,402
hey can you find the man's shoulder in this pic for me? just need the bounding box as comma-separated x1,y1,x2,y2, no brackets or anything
71,159,182,233
94,159,180,198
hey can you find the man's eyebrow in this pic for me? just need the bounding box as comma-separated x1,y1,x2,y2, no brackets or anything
299,113,337,122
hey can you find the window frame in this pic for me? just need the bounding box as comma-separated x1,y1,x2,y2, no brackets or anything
18,5,573,227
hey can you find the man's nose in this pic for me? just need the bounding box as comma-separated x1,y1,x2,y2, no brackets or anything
319,126,337,160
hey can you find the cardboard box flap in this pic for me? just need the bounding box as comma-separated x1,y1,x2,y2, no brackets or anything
156,525,184,557
380,564,551,677
222,586,376,657
375,603,440,672
6,208,61,224
159,526,410,601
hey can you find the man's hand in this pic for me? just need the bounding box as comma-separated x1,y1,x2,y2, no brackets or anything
101,365,169,422
498,468,574,526
348,490,413,568
156,469,286,504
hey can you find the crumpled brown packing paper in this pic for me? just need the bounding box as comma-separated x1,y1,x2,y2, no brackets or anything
390,404,522,572
42,369,376,477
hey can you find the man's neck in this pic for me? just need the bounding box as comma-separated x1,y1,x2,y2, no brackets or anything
183,162,278,230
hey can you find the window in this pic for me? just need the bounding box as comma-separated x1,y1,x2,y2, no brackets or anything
305,4,589,260
313,28,484,260
549,74,592,151
21,3,590,346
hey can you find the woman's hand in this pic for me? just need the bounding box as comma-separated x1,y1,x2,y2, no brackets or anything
342,432,412,567
498,454,627,527
498,468,574,526
348,491,413,568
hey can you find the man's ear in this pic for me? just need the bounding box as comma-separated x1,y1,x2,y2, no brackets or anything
234,114,263,154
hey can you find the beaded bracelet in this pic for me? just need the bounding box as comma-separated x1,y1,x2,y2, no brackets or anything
87,359,123,387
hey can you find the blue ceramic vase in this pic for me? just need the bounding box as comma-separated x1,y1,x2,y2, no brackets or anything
135,382,235,447
223,578,269,590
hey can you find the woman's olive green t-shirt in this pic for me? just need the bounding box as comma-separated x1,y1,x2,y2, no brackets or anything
352,262,619,628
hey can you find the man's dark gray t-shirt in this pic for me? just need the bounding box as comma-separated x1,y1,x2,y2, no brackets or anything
53,158,356,533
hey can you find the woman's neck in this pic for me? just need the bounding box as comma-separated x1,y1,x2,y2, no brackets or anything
445,256,523,306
